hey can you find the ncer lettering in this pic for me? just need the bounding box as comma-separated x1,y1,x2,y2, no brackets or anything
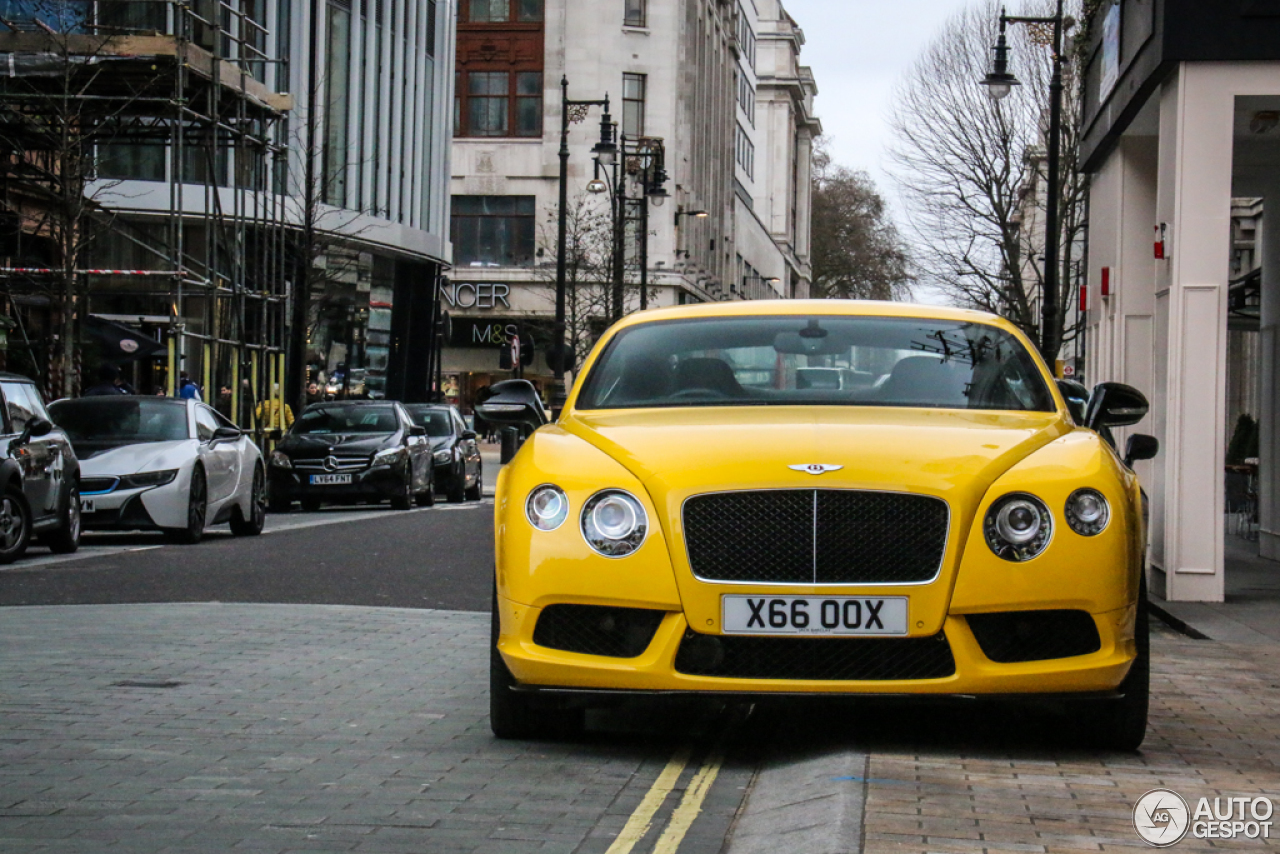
1192,797,1274,839
443,282,512,309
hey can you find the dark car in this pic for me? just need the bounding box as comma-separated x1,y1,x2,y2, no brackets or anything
403,404,483,503
0,373,81,562
267,401,433,512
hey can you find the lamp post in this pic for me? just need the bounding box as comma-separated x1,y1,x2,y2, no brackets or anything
588,128,669,319
982,1,1067,364
552,78,614,415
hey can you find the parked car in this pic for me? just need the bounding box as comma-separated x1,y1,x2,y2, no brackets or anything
268,400,433,512
403,403,483,503
0,373,81,563
481,302,1160,749
48,396,266,543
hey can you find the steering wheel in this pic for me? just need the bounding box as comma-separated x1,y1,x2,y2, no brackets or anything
668,387,728,401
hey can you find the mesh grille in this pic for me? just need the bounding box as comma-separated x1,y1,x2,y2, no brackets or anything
683,490,948,584
533,605,665,659
967,610,1102,663
674,630,956,680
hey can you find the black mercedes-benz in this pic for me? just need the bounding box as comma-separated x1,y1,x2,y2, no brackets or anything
267,401,433,512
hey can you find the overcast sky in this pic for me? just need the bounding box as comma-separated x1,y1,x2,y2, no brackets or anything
781,0,971,206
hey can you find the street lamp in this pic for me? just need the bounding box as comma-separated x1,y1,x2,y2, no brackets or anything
552,77,611,415
982,2,1066,363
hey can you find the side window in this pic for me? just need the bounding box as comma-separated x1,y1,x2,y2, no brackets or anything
194,406,219,441
0,382,49,434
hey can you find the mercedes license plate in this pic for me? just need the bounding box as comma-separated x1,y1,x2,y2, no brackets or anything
309,474,352,485
721,596,908,636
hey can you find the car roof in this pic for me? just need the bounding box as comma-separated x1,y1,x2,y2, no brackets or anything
618,299,1007,327
303,400,400,407
0,372,36,383
402,403,454,410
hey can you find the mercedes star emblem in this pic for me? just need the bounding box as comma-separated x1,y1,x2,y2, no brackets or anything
789,464,844,475
323,456,340,472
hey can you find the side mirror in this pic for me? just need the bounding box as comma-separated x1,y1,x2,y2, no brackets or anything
267,428,283,442
210,425,242,443
1056,379,1090,424
474,379,549,431
1085,382,1149,431
1124,434,1159,468
409,425,428,438
27,417,53,439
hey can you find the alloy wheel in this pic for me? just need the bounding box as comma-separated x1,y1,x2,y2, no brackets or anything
0,497,23,550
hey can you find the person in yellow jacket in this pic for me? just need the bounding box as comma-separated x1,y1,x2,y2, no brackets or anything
255,387,294,433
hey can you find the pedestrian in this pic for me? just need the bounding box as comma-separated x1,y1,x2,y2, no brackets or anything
215,385,234,420
178,371,202,401
306,381,321,405
255,385,294,434
154,386,167,396
82,364,131,396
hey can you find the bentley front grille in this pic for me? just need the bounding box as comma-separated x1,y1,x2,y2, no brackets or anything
682,490,949,584
673,630,956,681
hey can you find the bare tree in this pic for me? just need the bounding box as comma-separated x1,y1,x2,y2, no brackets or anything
889,0,1086,361
811,140,913,301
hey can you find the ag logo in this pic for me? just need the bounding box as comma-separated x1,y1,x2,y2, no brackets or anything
1134,789,1190,847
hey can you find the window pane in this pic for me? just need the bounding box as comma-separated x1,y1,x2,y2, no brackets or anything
516,71,541,96
470,71,508,96
469,0,509,21
624,0,644,27
470,98,508,136
623,74,644,100
517,0,542,21
516,97,541,136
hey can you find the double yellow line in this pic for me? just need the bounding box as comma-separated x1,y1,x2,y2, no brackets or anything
605,744,727,854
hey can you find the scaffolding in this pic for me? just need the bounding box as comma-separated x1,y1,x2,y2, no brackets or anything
0,0,292,434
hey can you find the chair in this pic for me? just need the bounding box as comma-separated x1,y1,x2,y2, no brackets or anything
875,356,968,405
673,358,743,396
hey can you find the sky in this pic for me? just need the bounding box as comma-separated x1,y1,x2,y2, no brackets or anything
780,0,970,210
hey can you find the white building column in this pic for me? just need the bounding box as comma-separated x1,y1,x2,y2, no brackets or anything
1151,65,1232,602
1260,184,1280,560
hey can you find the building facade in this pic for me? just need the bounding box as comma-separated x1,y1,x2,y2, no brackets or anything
1079,0,1275,601
445,0,819,411
0,0,455,417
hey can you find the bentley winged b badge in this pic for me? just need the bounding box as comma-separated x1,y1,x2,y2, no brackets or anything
789,464,844,476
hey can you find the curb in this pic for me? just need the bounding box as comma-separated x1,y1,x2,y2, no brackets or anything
1148,600,1212,640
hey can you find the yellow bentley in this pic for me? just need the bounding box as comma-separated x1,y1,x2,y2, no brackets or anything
479,301,1158,748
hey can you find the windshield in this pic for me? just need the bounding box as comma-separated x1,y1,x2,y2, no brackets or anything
576,316,1056,412
293,405,400,434
49,398,189,447
406,408,453,437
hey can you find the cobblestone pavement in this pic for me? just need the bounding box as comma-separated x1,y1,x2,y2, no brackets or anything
0,604,752,854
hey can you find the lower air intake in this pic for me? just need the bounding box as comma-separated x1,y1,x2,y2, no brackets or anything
533,605,665,659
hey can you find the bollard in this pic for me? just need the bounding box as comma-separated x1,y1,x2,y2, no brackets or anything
500,427,520,464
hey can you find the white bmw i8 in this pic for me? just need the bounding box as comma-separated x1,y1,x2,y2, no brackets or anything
48,396,266,543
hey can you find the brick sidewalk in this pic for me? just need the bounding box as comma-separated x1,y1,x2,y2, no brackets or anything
859,625,1280,853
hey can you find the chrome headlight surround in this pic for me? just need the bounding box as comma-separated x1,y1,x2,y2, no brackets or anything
984,493,1053,562
433,449,453,464
269,450,292,469
1065,488,1110,536
372,446,405,467
526,484,569,531
581,489,648,558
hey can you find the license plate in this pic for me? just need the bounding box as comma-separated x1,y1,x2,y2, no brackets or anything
309,474,352,485
722,596,908,636
80,497,95,513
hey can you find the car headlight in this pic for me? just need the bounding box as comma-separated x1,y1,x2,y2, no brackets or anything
118,469,179,489
434,449,453,463
270,451,292,469
984,493,1052,561
581,490,648,557
372,447,404,466
526,485,569,531
1065,488,1109,536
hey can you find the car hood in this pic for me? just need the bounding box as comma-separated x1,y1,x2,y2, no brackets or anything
77,440,196,476
429,437,454,451
562,405,1071,513
277,433,396,456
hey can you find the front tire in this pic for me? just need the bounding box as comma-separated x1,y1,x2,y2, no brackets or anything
489,591,583,740
0,485,32,564
164,466,207,545
1077,578,1149,750
390,472,413,510
230,466,267,536
44,477,82,554
447,466,466,503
